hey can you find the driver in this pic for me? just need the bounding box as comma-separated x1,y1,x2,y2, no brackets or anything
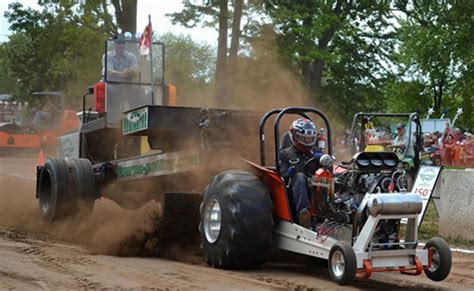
102,36,139,81
388,123,415,157
279,118,322,229
101,35,140,125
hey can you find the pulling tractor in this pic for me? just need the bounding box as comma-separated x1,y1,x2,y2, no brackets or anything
35,38,451,285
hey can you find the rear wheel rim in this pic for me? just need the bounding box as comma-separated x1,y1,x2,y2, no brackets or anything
429,247,440,272
331,250,345,278
203,198,222,244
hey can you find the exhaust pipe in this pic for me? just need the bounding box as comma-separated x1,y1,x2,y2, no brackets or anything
368,193,422,216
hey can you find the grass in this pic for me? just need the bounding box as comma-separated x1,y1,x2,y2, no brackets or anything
418,201,474,249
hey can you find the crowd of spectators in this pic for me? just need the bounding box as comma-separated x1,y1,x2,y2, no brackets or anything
423,125,474,167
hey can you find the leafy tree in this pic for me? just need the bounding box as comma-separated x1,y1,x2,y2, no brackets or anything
2,1,106,105
0,41,19,96
111,0,137,33
262,0,402,124
168,0,262,104
158,33,216,107
395,0,474,129
382,79,432,114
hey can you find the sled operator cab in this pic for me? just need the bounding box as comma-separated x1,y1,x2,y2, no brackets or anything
63,37,177,161
80,37,175,127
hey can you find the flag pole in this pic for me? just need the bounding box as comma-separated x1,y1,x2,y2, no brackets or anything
148,14,155,105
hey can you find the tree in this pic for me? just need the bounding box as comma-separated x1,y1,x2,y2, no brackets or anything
382,79,432,114
169,0,259,105
158,33,216,107
2,1,106,104
263,0,400,122
111,0,137,34
215,0,229,105
396,1,474,128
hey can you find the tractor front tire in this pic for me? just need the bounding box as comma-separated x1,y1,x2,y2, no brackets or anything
38,157,72,223
424,237,452,281
200,170,273,269
328,242,357,285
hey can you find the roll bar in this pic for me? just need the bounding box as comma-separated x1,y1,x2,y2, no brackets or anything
259,107,333,174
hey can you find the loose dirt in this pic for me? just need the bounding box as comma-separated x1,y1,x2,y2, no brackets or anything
1,157,473,290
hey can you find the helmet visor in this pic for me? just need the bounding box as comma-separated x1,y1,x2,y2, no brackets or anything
294,132,316,146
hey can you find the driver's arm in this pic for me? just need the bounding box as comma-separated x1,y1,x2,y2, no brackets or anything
389,136,405,149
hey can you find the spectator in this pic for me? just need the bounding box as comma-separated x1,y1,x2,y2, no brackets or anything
453,128,463,142
443,134,456,165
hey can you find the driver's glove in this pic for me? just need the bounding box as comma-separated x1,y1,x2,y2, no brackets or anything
313,151,323,160
287,166,296,177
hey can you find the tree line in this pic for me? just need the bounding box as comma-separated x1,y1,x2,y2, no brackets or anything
0,0,472,129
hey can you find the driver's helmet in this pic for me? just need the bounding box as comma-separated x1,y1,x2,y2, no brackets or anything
289,118,317,152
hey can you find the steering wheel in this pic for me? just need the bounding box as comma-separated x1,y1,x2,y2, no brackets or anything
304,157,320,177
393,146,404,154
388,144,404,155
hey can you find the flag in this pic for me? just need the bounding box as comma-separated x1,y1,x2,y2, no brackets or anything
139,22,152,56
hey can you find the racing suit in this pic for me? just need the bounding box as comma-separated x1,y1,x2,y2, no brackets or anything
279,145,321,215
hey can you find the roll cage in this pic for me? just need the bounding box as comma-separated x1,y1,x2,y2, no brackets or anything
349,112,422,169
258,107,333,174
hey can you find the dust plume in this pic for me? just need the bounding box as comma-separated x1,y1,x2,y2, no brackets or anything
0,173,166,256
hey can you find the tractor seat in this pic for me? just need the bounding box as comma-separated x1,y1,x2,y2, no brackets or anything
280,131,292,150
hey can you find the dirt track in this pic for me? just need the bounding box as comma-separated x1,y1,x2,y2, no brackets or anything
1,157,474,290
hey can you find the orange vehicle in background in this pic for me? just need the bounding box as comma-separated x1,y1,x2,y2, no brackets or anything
0,92,78,154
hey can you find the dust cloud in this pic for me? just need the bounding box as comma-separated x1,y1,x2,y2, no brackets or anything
0,173,164,257
0,26,349,260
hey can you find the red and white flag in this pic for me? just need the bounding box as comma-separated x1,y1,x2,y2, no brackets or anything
139,22,152,56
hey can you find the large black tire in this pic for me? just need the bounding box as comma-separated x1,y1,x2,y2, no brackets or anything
200,170,273,269
38,157,72,223
424,237,452,281
68,158,97,218
328,242,357,285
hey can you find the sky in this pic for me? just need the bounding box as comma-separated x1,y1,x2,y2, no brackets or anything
0,0,218,45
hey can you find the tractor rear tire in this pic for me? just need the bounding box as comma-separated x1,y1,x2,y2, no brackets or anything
68,158,97,218
38,157,72,223
328,242,357,285
200,170,273,269
424,237,452,281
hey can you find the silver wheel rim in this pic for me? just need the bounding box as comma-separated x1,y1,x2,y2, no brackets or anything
429,247,440,272
203,198,222,243
331,250,345,278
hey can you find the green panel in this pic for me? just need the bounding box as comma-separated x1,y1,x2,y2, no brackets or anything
123,107,149,135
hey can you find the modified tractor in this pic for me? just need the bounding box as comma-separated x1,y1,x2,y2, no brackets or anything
35,38,451,285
